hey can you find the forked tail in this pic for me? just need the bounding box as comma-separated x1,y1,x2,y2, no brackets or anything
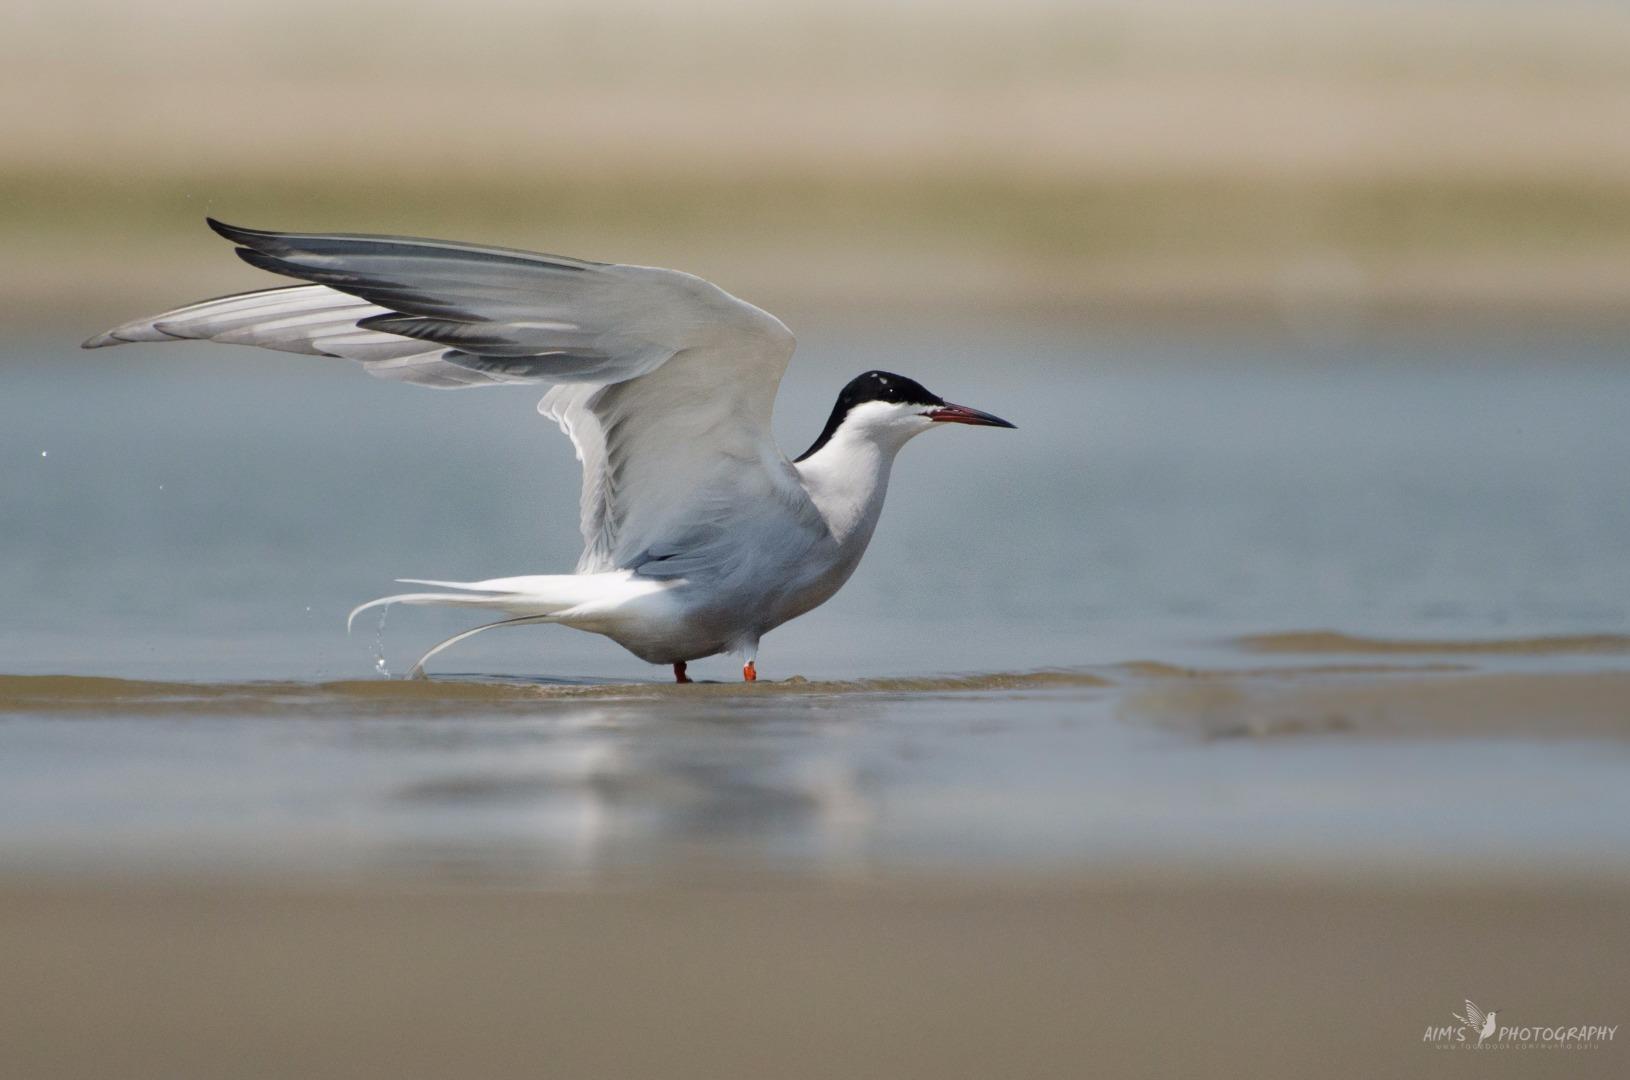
346,573,665,678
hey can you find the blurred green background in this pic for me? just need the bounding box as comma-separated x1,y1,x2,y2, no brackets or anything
9,0,1630,331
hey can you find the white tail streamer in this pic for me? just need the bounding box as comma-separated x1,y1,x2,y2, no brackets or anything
406,615,561,679
345,571,675,677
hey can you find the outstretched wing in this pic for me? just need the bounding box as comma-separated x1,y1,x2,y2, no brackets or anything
1458,1002,1486,1029
83,282,526,388
85,220,803,572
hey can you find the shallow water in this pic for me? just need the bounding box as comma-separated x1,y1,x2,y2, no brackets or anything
3,322,1629,881
2,656,1630,883
8,323,1630,680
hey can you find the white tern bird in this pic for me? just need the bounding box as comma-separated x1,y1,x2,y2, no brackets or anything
85,220,1015,682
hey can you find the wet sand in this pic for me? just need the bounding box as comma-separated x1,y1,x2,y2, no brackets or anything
1239,630,1630,656
4,876,1625,1080
3,656,1625,743
1123,668,1630,740
0,668,1110,715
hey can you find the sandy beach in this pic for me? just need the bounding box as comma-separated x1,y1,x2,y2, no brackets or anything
4,875,1625,1080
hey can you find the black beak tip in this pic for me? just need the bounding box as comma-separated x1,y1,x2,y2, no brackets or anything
930,403,1017,429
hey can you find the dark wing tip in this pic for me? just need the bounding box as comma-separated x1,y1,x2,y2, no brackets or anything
206,216,245,241
206,217,285,250
232,246,292,275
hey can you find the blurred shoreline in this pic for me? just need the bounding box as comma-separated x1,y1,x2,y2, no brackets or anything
20,171,1630,332
12,0,1630,327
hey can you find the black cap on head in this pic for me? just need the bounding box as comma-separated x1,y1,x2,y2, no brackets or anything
838,370,944,409
794,371,944,462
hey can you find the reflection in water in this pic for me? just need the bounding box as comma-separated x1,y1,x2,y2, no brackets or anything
2,673,1630,883
382,703,882,880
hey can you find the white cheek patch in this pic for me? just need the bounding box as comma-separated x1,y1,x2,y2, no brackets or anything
844,400,917,428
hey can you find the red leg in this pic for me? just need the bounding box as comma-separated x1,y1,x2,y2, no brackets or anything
673,661,691,684
743,660,757,682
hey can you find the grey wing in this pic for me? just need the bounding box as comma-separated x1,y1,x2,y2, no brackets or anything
86,219,803,569
542,349,823,577
83,282,527,388
86,219,704,386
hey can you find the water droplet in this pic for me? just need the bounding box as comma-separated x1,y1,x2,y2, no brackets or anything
372,606,392,679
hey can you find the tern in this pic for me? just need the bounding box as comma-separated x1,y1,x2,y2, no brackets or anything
85,220,1015,682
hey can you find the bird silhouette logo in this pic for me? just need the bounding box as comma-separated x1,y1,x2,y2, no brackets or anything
1452,1000,1499,1045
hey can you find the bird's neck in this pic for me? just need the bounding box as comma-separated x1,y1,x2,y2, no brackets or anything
793,429,902,548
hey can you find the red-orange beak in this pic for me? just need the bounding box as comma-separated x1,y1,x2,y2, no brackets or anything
927,402,1016,428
